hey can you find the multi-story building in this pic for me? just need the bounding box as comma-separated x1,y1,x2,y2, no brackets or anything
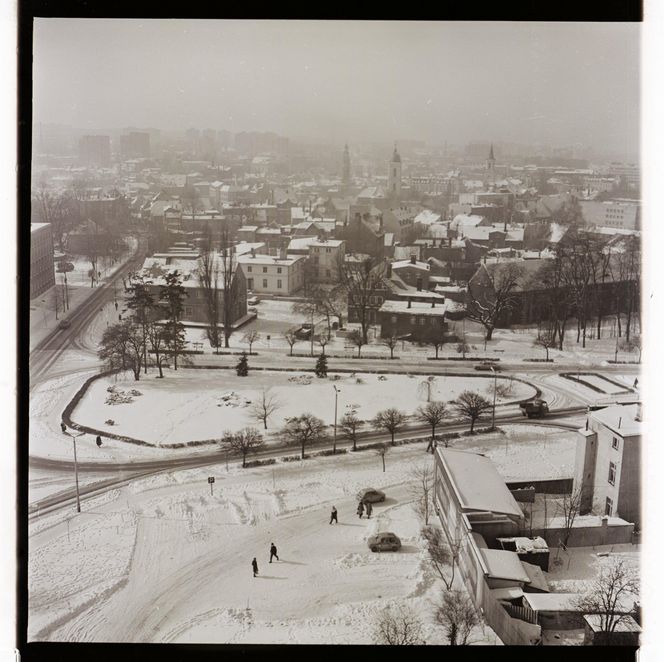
30,223,55,299
237,251,306,295
377,297,448,342
119,132,151,159
307,238,346,283
575,403,641,528
579,199,640,230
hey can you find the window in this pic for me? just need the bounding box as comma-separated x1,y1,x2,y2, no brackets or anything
247,266,252,273
410,317,416,325
326,247,331,253
391,315,397,323
612,436,620,450
247,278,253,289
262,279,268,288
608,461,617,486
431,318,437,325
262,267,268,273
605,497,613,516
277,279,282,289
277,267,282,274
419,318,426,325
326,269,331,278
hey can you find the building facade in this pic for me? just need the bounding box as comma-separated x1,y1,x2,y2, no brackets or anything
30,223,56,299
237,253,306,295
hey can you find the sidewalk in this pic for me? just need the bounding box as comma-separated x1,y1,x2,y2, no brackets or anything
29,237,138,353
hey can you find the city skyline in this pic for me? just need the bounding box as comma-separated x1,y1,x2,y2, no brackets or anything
33,20,640,160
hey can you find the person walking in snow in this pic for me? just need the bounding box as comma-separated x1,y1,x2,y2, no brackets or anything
357,501,365,519
252,557,259,577
269,543,279,563
96,435,102,447
329,506,338,524
365,500,373,519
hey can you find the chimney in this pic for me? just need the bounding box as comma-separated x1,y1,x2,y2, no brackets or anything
279,245,287,260
448,237,452,247
407,298,412,309
250,247,255,258
431,298,435,308
410,254,416,265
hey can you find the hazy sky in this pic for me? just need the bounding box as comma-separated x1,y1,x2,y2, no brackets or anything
33,19,640,153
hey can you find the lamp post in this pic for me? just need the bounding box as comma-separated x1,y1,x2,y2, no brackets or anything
489,366,497,432
333,385,340,454
62,425,84,513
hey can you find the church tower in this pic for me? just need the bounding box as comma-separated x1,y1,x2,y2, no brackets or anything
486,143,496,186
342,143,351,187
388,143,402,200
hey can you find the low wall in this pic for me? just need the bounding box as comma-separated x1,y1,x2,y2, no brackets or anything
531,522,634,548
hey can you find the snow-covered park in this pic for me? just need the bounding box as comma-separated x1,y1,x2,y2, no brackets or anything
28,424,575,644
72,369,537,445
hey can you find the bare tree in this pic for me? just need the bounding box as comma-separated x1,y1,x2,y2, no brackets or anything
373,604,424,645
421,523,463,591
466,262,525,340
282,413,327,459
146,320,169,378
372,408,407,445
533,329,556,361
218,229,242,348
426,327,446,359
409,462,434,525
243,329,261,354
316,330,330,355
574,558,639,644
416,401,447,453
347,329,366,358
98,320,143,381
620,335,642,363
453,391,492,433
434,590,479,645
533,249,572,350
284,329,298,356
375,442,389,472
556,486,584,547
125,273,156,373
249,388,282,430
338,255,386,344
339,411,363,451
197,241,221,350
222,427,264,468
382,334,399,359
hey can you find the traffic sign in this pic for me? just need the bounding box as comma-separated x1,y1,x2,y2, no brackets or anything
208,477,215,484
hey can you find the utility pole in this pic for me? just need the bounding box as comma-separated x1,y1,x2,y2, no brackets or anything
333,385,340,454
62,425,84,513
490,366,497,432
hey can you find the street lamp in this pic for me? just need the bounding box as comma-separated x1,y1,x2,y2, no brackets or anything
333,385,340,454
62,425,84,513
489,366,497,432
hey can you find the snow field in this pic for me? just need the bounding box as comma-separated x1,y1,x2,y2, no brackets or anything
73,369,536,445
29,425,573,643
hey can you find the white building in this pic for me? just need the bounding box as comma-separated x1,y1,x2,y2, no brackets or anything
579,199,640,230
237,252,306,295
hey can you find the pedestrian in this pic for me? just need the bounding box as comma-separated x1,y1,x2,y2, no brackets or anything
357,501,364,519
269,543,279,563
60,422,66,434
365,500,373,519
252,557,258,577
634,377,639,388
114,301,118,311
96,435,102,447
329,506,338,524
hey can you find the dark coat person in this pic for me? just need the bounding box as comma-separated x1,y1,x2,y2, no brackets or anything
329,506,338,524
365,501,373,518
357,501,365,518
252,557,258,577
270,543,279,562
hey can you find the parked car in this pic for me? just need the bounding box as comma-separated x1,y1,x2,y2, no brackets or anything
57,319,71,330
519,399,549,418
248,307,258,314
367,532,402,553
474,361,500,372
295,323,313,340
357,488,386,503
247,296,260,306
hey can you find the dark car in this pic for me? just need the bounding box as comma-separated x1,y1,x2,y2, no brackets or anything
58,319,71,330
295,323,313,340
367,532,402,553
474,361,500,372
519,399,549,418
357,488,386,503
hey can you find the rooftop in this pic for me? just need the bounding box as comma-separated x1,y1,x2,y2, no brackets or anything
590,403,641,437
480,548,531,583
437,448,524,519
379,299,447,316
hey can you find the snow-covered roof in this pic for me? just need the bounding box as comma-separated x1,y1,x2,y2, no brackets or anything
379,299,447,316
451,214,486,229
237,254,305,267
498,536,548,553
391,259,430,272
414,210,442,225
31,223,50,232
480,549,531,583
437,449,524,519
288,236,318,251
234,242,266,256
590,403,641,437
522,593,582,612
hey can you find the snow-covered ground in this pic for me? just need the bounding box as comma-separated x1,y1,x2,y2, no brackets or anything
72,369,537,445
28,427,573,644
